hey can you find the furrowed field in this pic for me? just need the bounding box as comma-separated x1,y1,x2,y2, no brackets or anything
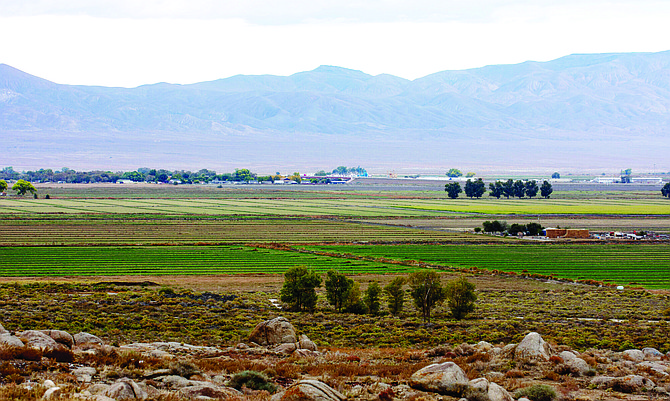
302,243,670,289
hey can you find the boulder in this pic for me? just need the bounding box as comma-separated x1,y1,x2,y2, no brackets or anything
41,330,74,348
637,361,669,376
274,342,298,354
642,347,664,359
614,375,656,393
43,380,57,389
273,380,346,401
299,334,318,351
74,332,104,347
565,357,591,376
468,378,513,401
409,361,469,396
591,375,655,393
559,351,577,361
103,378,148,400
43,387,62,401
474,341,493,352
249,317,297,346
0,333,24,348
18,330,59,351
178,383,242,400
294,349,321,358
622,349,645,362
72,366,97,383
514,332,551,362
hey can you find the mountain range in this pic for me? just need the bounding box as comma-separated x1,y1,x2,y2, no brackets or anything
2,51,670,172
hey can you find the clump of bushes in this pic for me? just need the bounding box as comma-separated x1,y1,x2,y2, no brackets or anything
514,384,557,401
226,370,278,393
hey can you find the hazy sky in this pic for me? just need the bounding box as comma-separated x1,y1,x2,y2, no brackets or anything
2,0,670,87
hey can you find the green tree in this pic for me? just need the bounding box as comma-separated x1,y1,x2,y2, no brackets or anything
488,181,503,199
526,222,543,236
344,281,367,314
446,168,463,178
0,179,7,194
280,266,321,311
513,180,526,198
662,183,670,198
314,170,328,176
383,276,406,316
363,281,382,316
551,172,560,179
508,223,526,236
325,270,353,312
525,180,539,198
409,271,447,324
12,179,36,196
502,179,514,199
289,172,302,184
540,180,553,198
465,172,476,178
445,277,477,320
444,182,462,199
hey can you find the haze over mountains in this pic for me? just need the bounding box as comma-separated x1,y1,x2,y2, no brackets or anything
2,51,670,172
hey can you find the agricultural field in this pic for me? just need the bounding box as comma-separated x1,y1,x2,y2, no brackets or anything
0,218,486,245
302,243,670,289
0,245,419,277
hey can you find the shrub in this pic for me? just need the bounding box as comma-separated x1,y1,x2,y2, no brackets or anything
514,384,557,401
464,387,491,401
227,370,278,393
44,347,75,363
169,360,200,378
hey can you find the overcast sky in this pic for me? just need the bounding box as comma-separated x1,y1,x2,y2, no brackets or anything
2,0,670,87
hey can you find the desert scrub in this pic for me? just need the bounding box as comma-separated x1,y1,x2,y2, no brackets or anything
226,370,278,393
514,384,557,401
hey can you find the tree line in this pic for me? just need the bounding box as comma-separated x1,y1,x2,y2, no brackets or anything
445,179,553,199
280,266,476,323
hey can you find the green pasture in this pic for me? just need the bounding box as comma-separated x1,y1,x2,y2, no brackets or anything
0,245,416,277
1,197,668,216
303,243,670,289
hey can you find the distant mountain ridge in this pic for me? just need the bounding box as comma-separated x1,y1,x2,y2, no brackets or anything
2,51,670,171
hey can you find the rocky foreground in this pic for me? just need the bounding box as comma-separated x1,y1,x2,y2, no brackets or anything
1,318,669,400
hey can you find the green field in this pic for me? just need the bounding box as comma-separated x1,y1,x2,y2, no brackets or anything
0,245,416,276
1,196,668,216
303,243,670,289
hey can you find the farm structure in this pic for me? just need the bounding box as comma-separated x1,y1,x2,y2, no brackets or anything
545,228,590,239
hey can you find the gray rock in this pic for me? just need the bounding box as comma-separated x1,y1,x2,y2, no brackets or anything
274,342,298,354
178,383,242,400
72,366,97,383
18,330,59,351
74,332,104,347
591,375,655,393
468,378,513,401
43,387,62,400
614,375,656,393
514,332,551,362
559,351,577,361
103,378,148,400
474,341,493,352
162,375,191,388
622,349,645,362
642,347,664,359
501,343,516,358
249,317,297,346
637,361,669,376
275,380,346,401
90,384,111,395
43,380,57,389
299,334,318,351
566,357,591,376
0,333,24,348
40,330,74,348
294,349,321,358
409,361,469,396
